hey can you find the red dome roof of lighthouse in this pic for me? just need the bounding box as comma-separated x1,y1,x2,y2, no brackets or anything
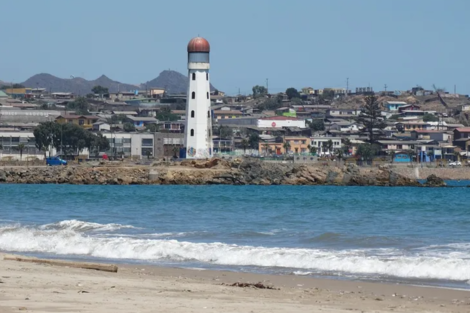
187,37,210,53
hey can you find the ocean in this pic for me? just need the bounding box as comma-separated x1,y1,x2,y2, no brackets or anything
1,184,469,289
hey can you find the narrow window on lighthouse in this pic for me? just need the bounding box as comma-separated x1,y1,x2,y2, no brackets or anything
206,73,209,80
190,129,194,136
192,73,195,81
191,92,195,99
206,92,209,99
191,110,195,118
207,111,210,118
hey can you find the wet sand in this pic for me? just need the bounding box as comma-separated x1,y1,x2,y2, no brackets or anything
1,253,469,313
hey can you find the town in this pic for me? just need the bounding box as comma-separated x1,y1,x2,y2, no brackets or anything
0,79,469,166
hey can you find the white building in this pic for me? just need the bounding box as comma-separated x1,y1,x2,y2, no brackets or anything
0,131,46,160
257,116,306,129
184,37,213,159
100,132,154,159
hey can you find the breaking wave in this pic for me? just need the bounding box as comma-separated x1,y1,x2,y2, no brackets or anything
1,222,470,281
39,220,138,232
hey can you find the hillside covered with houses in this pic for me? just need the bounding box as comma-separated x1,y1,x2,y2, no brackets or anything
0,82,469,166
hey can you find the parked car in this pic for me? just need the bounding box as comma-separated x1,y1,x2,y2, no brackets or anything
46,156,67,166
448,161,462,166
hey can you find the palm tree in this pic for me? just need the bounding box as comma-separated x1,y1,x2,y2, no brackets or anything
172,146,179,158
283,140,291,154
16,143,25,161
326,139,334,154
241,138,249,155
343,138,352,156
263,143,269,156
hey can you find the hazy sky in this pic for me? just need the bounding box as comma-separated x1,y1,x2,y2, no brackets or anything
1,0,469,95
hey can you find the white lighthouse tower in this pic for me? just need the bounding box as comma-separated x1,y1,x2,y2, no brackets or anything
184,37,213,159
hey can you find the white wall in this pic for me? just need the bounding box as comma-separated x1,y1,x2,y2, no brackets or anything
257,119,306,128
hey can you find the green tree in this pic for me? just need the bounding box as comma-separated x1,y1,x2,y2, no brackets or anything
308,119,325,131
92,85,109,98
156,106,178,121
285,87,300,99
356,143,380,162
423,113,439,122
248,133,260,149
219,126,232,139
356,95,386,143
307,144,317,155
252,85,267,98
263,143,270,155
326,139,334,153
123,122,136,132
66,97,90,115
283,140,291,153
146,123,159,132
241,138,249,154
320,88,335,101
16,143,25,161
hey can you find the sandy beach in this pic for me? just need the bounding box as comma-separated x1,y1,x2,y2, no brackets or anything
1,253,469,313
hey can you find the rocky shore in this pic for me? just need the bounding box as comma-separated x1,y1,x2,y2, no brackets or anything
0,158,432,186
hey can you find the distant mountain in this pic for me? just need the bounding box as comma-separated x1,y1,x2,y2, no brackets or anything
21,73,139,95
15,70,218,96
145,70,216,94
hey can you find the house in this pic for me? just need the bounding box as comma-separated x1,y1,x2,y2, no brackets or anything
395,121,430,132
302,87,314,95
112,111,137,116
453,128,470,151
384,101,408,112
310,136,342,156
157,121,185,133
92,121,111,132
416,142,443,162
283,137,311,154
257,116,306,129
397,104,421,113
0,130,45,160
410,130,451,142
125,115,158,127
55,115,99,129
327,109,360,118
154,132,184,159
213,110,243,120
377,140,418,153
100,132,154,159
258,136,310,156
328,121,360,132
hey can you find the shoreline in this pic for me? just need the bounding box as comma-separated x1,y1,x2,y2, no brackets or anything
1,253,469,313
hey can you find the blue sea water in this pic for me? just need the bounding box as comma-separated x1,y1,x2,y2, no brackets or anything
1,184,469,288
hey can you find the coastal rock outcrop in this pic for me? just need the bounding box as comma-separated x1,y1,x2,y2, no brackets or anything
422,174,447,187
0,158,424,187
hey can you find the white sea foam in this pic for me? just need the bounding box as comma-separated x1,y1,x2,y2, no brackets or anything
1,224,470,281
39,220,138,232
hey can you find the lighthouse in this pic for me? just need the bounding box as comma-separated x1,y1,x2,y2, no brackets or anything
184,37,213,159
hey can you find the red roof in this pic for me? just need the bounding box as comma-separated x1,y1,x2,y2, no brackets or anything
187,37,210,53
455,127,470,132
259,116,299,121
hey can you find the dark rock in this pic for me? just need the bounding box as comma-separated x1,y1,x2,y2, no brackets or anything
423,174,446,187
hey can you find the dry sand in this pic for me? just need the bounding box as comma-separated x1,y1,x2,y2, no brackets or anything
1,253,469,313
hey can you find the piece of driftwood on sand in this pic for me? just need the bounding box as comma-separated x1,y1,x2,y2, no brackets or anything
3,255,118,273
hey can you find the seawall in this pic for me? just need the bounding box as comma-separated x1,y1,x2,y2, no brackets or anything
391,166,470,180
0,159,421,186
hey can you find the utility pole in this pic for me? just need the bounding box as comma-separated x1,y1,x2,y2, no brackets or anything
384,84,388,93
346,78,349,97
266,78,269,94
454,85,456,95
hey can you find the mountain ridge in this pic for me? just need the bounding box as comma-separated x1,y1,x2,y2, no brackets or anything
12,70,217,95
